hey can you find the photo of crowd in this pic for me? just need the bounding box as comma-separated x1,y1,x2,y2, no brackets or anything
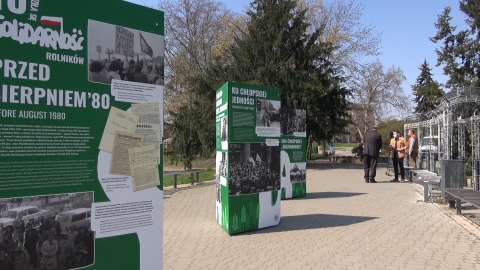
281,108,307,135
290,163,307,183
256,99,281,128
88,20,164,86
228,143,281,195
88,58,164,85
0,192,94,270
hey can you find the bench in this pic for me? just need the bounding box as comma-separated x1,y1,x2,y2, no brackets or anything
326,152,336,162
164,169,205,189
442,188,480,214
388,165,418,179
329,155,362,163
409,169,441,202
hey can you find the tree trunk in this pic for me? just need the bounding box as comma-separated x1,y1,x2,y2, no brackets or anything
307,136,313,160
354,125,364,142
323,141,327,157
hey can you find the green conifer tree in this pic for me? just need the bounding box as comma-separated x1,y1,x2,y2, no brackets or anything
430,1,480,87
411,60,444,117
224,0,350,156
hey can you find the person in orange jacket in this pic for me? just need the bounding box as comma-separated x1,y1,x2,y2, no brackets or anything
407,129,419,169
390,130,407,182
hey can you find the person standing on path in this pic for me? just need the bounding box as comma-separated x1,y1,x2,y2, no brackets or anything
407,129,419,169
390,130,407,182
362,125,383,183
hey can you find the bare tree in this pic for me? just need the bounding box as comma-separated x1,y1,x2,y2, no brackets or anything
298,0,388,142
347,60,409,140
159,0,233,113
302,0,381,72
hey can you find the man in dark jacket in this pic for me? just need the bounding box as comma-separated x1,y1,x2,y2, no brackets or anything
362,125,383,183
23,221,38,268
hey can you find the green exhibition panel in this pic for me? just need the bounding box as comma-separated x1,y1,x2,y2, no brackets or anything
280,108,307,199
0,1,164,269
215,81,282,235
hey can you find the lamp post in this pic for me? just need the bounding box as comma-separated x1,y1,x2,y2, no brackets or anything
96,45,102,60
105,48,114,61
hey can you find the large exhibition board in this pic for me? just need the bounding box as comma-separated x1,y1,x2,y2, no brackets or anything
280,108,307,199
0,1,164,269
216,81,282,235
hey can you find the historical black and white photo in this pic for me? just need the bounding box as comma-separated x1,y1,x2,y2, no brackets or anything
216,159,221,203
256,99,281,128
0,192,94,269
88,20,164,85
220,152,228,177
221,116,228,141
289,163,306,183
281,108,307,136
228,143,281,195
216,151,229,202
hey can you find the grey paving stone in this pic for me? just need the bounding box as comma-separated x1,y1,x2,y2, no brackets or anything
163,161,480,269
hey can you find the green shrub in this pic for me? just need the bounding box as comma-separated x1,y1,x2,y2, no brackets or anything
351,145,362,156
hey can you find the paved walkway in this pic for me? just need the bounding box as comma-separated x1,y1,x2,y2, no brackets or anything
163,160,480,269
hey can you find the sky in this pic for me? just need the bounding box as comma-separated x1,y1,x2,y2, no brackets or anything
125,0,469,97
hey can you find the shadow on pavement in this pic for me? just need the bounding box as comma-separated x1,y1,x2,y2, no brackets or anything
300,191,368,200
243,214,378,234
163,181,215,195
307,160,388,171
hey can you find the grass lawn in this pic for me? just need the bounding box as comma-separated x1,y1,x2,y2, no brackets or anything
310,153,325,160
334,143,359,148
